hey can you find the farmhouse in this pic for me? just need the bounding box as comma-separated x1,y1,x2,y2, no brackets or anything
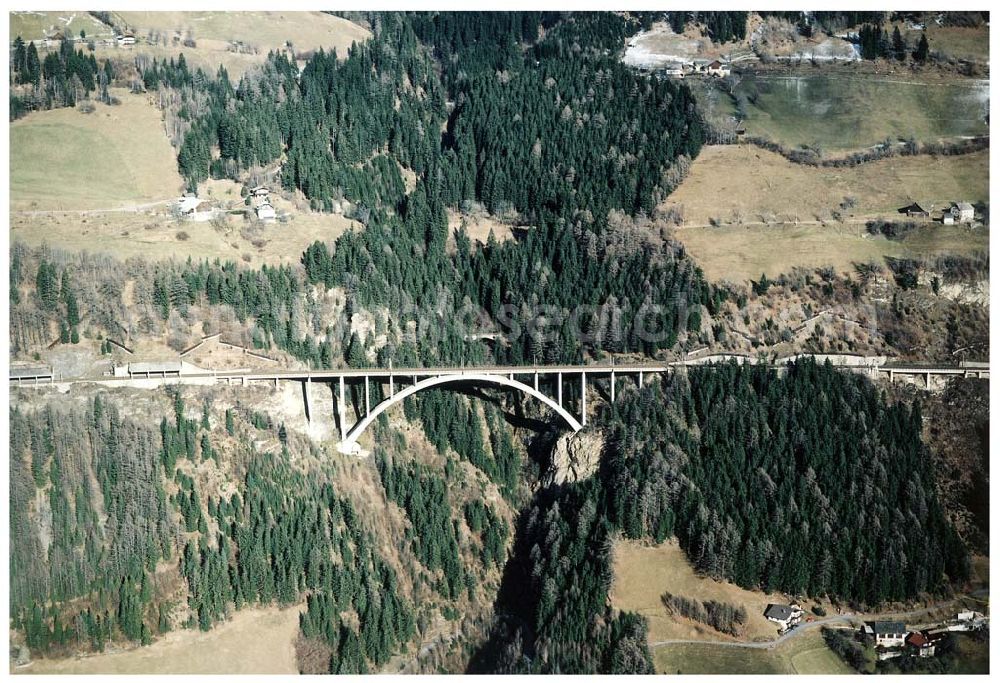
707,59,731,77
763,604,803,631
117,33,136,46
177,196,217,222
950,202,975,224
250,186,270,199
864,621,907,649
256,201,276,221
177,196,201,214
905,631,935,658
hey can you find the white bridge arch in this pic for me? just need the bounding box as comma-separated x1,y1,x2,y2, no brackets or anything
339,372,584,452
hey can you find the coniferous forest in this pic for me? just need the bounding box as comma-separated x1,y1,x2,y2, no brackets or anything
10,359,968,672
7,10,982,676
467,359,967,672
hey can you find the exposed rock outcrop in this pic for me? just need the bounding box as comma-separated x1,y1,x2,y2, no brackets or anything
544,430,604,486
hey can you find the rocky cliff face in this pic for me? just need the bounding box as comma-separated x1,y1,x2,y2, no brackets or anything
543,430,604,486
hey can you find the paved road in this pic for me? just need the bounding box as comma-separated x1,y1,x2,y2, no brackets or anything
9,356,988,387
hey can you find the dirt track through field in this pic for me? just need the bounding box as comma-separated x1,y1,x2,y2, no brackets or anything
14,199,176,216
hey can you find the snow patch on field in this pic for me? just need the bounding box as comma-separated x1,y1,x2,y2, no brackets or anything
623,23,706,69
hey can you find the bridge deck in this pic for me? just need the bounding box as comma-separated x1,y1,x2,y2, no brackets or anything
9,359,988,385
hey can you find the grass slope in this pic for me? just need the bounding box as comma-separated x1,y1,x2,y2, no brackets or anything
611,539,787,643
113,11,371,77
664,145,988,281
9,11,114,41
667,145,989,225
653,632,857,675
10,89,184,210
676,221,989,283
733,74,988,152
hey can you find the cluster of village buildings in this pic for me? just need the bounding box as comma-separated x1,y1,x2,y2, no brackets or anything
176,185,276,223
863,611,988,661
764,602,987,662
901,200,977,225
658,58,732,79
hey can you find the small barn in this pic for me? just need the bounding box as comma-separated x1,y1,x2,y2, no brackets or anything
899,202,929,218
117,33,136,46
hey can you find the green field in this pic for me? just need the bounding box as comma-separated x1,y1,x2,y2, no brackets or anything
10,89,184,210
12,122,144,207
732,74,988,152
654,631,857,675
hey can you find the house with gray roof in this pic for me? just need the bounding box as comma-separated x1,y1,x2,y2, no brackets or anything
764,603,803,632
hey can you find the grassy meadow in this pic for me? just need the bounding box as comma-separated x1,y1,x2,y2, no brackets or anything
11,12,370,80
10,88,184,211
732,74,988,152
663,145,988,281
653,631,857,675
9,11,114,41
666,145,988,224
611,539,791,643
676,221,989,283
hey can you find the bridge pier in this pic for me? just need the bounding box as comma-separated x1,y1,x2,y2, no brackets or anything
338,376,346,442
557,372,563,407
581,372,587,426
638,370,643,388
610,369,616,403
926,372,931,389
365,376,370,416
303,377,313,424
